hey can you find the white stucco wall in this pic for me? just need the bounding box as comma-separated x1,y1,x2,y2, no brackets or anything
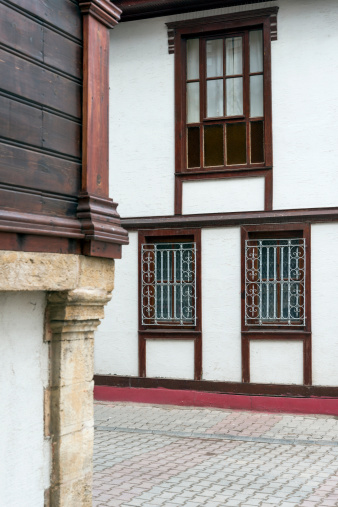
182,178,265,215
95,232,139,376
95,223,338,387
202,228,242,382
146,340,195,379
272,0,338,210
109,0,338,217
250,341,303,385
109,17,175,218
0,292,49,507
312,223,338,386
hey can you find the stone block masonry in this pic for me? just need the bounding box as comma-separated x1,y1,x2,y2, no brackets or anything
0,251,115,507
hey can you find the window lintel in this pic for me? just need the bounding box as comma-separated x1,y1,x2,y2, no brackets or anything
166,6,278,54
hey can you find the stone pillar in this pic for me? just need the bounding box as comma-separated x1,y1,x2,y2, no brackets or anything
47,288,111,506
0,251,115,506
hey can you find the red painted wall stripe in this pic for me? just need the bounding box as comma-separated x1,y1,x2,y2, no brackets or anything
94,386,338,416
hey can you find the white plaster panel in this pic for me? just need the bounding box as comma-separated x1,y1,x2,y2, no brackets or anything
250,341,303,385
146,340,195,379
95,232,139,376
312,224,338,386
182,178,265,215
202,228,242,382
109,18,175,217
272,0,338,209
0,292,49,506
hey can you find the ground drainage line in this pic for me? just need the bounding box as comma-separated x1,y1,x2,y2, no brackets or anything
94,425,338,447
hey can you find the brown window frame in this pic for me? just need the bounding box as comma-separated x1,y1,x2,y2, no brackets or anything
169,8,277,214
138,228,202,380
241,223,312,385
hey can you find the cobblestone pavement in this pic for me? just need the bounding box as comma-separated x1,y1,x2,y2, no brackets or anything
93,402,338,507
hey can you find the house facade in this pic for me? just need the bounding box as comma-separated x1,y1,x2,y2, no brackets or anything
95,0,338,412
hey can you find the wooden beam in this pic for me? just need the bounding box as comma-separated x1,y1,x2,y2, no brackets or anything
114,0,276,22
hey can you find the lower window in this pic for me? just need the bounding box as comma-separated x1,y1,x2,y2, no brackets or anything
245,238,306,326
139,229,201,331
141,241,197,326
241,224,311,331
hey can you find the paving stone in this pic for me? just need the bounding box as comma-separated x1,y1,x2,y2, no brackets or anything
93,401,338,506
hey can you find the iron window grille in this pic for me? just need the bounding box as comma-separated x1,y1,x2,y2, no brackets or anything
245,238,306,326
141,242,197,326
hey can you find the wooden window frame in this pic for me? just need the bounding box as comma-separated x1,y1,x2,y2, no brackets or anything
138,228,202,380
169,8,278,214
241,223,312,385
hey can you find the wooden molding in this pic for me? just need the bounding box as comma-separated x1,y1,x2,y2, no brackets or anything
78,0,128,257
94,374,338,399
0,210,83,238
166,7,279,54
121,207,338,230
77,192,128,258
114,0,276,23
78,0,121,28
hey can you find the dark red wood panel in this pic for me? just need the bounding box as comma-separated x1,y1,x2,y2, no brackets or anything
0,50,81,118
0,144,80,196
0,232,82,255
44,28,82,79
0,95,43,147
43,112,81,159
0,3,81,78
81,16,109,196
0,186,78,217
0,96,80,159
0,2,43,60
13,0,82,40
0,0,127,258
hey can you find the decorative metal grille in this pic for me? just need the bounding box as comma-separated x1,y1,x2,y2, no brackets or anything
141,243,196,326
245,239,306,326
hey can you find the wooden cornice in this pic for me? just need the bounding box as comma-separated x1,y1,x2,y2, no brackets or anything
78,0,122,28
121,207,338,230
0,210,83,238
114,0,277,22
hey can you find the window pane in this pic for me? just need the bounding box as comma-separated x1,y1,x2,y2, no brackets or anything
187,39,200,80
226,37,242,75
206,39,223,77
250,75,263,117
250,30,263,73
226,122,246,165
207,79,223,117
204,124,224,167
226,77,243,116
251,121,264,163
187,82,200,123
187,127,200,168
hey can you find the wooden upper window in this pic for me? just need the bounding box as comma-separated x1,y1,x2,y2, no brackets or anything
170,9,276,176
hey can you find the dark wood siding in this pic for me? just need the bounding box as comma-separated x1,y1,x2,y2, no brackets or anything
0,0,82,222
